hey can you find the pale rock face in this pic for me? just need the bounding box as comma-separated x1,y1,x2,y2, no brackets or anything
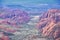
36,9,60,40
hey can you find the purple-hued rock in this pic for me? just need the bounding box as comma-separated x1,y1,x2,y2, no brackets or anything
0,8,30,24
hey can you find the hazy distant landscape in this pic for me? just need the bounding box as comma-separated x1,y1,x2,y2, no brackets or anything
0,0,60,40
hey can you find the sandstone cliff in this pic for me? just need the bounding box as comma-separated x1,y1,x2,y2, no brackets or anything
36,9,60,40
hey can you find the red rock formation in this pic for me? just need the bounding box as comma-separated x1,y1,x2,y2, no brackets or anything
0,32,10,40
0,7,30,40
36,9,60,40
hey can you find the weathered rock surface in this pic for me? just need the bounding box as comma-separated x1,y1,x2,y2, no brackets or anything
0,8,30,24
0,7,30,40
36,9,60,40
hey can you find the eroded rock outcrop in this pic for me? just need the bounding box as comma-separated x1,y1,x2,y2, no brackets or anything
0,8,30,24
36,9,60,40
0,7,30,40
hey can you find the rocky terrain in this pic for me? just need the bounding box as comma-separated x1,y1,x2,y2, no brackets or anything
0,7,60,40
0,7,30,40
36,9,60,40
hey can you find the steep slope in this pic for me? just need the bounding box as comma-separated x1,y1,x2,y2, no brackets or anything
36,9,60,40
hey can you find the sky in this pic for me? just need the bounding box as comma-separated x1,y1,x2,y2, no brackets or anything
0,0,60,13
1,0,60,5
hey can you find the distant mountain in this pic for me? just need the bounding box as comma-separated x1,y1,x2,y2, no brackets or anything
0,7,30,24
